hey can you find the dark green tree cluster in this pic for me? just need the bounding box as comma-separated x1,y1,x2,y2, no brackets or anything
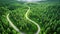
9,7,38,34
29,2,60,34
0,7,19,34
0,0,38,34
0,0,60,34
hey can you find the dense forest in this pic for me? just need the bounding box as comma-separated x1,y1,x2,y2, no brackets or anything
0,0,60,34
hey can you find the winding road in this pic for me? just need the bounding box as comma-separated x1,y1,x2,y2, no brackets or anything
25,7,40,34
7,14,24,34
7,7,40,34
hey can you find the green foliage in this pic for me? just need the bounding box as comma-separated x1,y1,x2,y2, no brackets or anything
29,2,60,34
9,7,38,33
0,0,60,34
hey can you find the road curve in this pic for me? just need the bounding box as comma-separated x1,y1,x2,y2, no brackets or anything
25,7,40,34
7,14,24,34
7,7,40,34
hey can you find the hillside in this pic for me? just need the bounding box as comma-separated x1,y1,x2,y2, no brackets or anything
0,0,60,34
